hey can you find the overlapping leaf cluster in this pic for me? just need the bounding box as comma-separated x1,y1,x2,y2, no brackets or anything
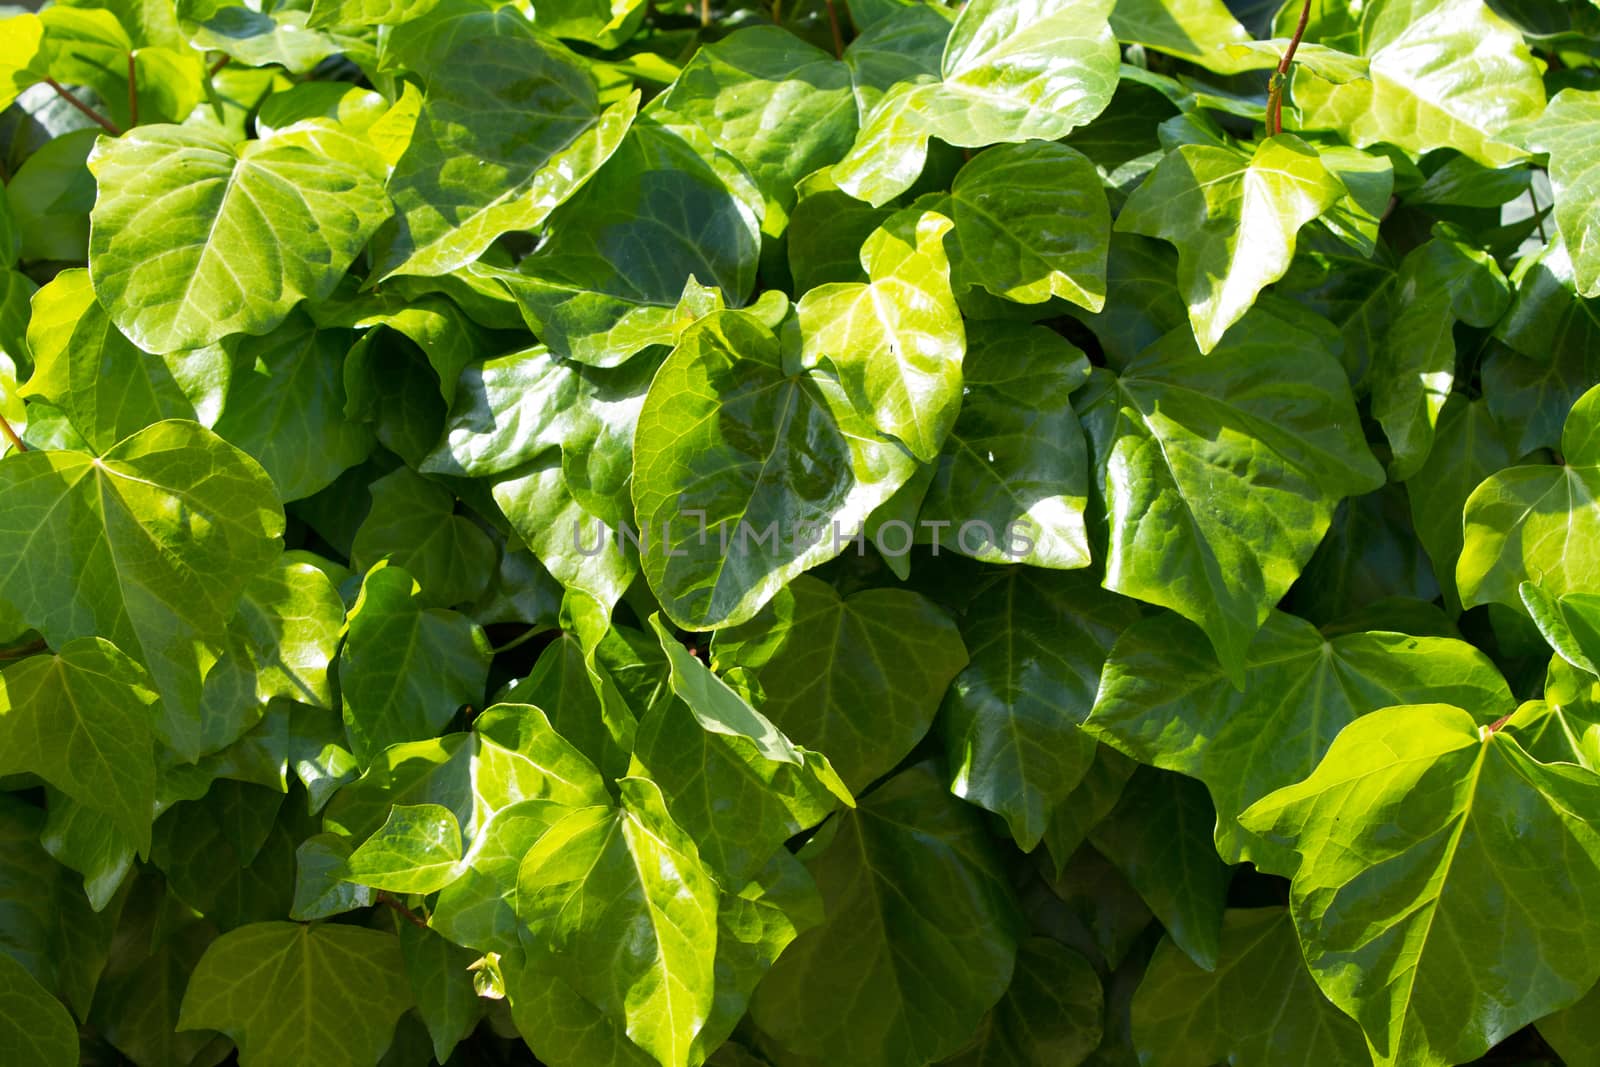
1,0,1599,1064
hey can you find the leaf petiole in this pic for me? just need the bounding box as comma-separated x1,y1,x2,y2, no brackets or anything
1265,0,1313,137
43,77,122,136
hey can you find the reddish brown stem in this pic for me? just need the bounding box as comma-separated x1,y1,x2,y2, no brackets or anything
377,893,430,929
0,412,25,455
209,54,231,77
0,638,46,660
43,78,122,136
1265,0,1313,137
127,52,138,128
822,0,844,58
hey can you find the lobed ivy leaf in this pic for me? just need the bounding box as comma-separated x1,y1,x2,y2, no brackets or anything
632,309,918,630
1086,609,1513,873
0,421,283,758
834,0,1118,205
1459,383,1600,612
516,776,720,1067
374,3,636,279
87,124,391,354
1115,135,1344,353
0,952,77,1067
1241,704,1600,1067
177,921,414,1067
1076,308,1384,680
1512,89,1600,298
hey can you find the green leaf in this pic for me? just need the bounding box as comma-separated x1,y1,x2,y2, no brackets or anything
87,123,390,354
212,313,376,503
1240,705,1600,1067
915,320,1092,568
1405,396,1514,613
374,4,636,279
834,0,1119,205
1076,308,1383,680
497,119,762,367
0,14,46,113
0,638,157,854
628,615,851,885
291,832,375,920
1521,583,1600,678
711,574,966,793
337,563,492,764
1513,89,1600,298
1370,237,1509,479
941,937,1102,1067
0,421,284,759
1115,135,1344,353
1085,609,1513,872
1090,766,1229,971
0,795,121,1017
647,26,858,217
632,309,918,630
795,208,964,463
307,0,439,28
516,777,720,1067
1130,906,1369,1067
346,802,464,893
351,468,497,609
1459,383,1600,612
1291,0,1545,168
948,141,1109,310
20,268,232,454
178,921,414,1067
944,569,1141,851
0,952,77,1067
176,0,350,74
750,764,1023,1067
397,922,485,1063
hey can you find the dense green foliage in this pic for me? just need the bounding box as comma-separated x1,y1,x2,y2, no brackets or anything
0,0,1598,1064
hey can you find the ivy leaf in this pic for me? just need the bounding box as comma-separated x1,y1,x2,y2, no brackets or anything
0,952,77,1067
0,795,122,1016
20,269,232,454
291,833,374,920
1459,383,1600,612
212,313,375,503
1130,907,1369,1067
0,421,284,759
794,208,965,462
1115,135,1345,353
87,124,390,354
1085,609,1513,872
1090,767,1230,972
632,309,918,630
497,120,762,367
0,638,157,854
397,922,486,1064
351,467,497,609
516,777,720,1067
1371,237,1509,479
647,26,858,217
915,321,1092,569
944,569,1142,851
629,615,851,885
942,937,1102,1067
751,764,1023,1067
1291,0,1545,168
177,922,414,1067
176,0,348,74
711,574,966,793
1076,308,1384,681
948,141,1109,310
345,802,464,893
337,563,492,764
1521,583,1600,678
834,0,1118,205
1240,704,1600,1067
0,14,46,112
1513,89,1600,298
374,4,636,279
1405,397,1514,613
